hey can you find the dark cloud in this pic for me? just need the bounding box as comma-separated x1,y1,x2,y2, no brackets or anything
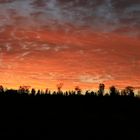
0,0,15,3
111,0,140,9
0,0,139,34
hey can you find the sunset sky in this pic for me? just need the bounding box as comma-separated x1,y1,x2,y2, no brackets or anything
0,0,140,90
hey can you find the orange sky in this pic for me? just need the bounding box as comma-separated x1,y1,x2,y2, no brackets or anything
0,26,140,90
0,0,140,91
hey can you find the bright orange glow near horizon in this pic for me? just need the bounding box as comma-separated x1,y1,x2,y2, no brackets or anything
0,0,140,90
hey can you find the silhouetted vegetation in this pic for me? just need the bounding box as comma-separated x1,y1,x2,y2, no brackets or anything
0,83,140,138
0,83,138,97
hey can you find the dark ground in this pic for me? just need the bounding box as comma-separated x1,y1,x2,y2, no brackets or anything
0,96,140,139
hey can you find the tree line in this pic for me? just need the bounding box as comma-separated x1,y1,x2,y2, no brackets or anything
0,83,137,97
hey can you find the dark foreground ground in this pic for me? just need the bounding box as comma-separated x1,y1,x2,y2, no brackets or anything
0,96,140,139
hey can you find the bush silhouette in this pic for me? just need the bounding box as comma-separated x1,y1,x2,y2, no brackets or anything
0,84,138,98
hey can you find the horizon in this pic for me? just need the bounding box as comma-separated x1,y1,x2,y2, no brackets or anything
1,84,140,95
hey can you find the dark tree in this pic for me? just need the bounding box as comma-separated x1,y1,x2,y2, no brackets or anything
109,86,118,96
19,86,30,94
0,85,4,93
45,88,49,94
37,89,41,95
98,83,105,96
75,86,82,95
57,83,63,95
125,86,134,97
31,88,36,96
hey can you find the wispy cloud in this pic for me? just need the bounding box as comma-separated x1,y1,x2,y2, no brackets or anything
79,74,114,84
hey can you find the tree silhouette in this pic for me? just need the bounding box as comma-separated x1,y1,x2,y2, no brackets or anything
0,85,4,93
98,83,105,96
57,83,63,95
75,86,81,95
37,89,41,95
125,86,134,97
19,86,31,94
31,88,36,96
0,84,138,97
109,86,118,96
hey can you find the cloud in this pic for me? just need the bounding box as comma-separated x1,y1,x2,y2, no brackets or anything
5,43,12,51
0,0,139,34
0,0,139,89
79,74,114,84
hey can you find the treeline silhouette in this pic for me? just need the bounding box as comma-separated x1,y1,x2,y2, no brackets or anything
0,83,140,138
0,83,137,97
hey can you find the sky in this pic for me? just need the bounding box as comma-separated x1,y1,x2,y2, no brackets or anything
0,0,140,90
